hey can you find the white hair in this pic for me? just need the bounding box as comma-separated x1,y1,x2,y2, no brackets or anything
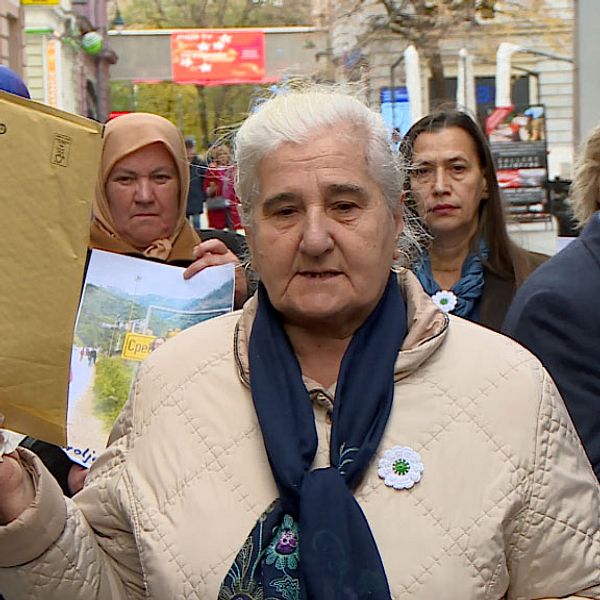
233,84,425,267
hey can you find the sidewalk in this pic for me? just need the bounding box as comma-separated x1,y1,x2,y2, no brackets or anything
507,218,559,256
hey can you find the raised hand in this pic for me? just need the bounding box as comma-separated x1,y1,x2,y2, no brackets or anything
184,238,249,309
0,416,35,525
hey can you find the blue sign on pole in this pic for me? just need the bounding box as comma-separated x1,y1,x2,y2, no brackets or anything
380,87,409,104
380,86,412,136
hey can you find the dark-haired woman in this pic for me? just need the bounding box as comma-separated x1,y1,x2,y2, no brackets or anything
401,110,547,331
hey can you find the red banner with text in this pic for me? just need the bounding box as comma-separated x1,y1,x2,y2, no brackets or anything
171,29,266,85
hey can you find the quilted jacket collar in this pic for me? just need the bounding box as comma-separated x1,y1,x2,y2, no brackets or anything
234,269,448,387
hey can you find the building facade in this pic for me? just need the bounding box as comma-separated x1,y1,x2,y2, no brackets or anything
20,0,115,120
24,2,81,112
0,0,25,73
321,0,574,178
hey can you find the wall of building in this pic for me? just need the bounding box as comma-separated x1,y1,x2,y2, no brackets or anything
24,4,81,113
575,0,600,146
0,0,25,72
327,0,575,178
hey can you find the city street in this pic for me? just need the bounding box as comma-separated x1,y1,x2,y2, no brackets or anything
66,348,105,467
507,218,560,256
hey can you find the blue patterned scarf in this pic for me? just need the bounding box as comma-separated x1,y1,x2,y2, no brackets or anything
219,275,407,600
415,240,489,319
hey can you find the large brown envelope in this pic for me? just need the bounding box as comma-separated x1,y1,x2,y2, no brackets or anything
0,90,103,446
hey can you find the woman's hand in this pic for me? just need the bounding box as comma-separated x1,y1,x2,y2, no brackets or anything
184,239,249,308
0,418,35,525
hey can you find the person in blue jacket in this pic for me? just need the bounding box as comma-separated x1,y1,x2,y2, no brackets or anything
0,65,30,99
503,123,600,481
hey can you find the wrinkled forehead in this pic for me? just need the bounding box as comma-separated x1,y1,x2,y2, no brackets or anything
262,128,371,176
266,123,369,163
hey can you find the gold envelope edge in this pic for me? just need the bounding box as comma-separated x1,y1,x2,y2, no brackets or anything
0,89,105,137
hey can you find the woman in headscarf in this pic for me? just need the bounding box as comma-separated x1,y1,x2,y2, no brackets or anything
91,112,247,303
91,112,199,260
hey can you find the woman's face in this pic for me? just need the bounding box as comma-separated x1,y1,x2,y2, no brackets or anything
246,129,403,337
409,126,487,241
106,142,180,249
214,145,232,166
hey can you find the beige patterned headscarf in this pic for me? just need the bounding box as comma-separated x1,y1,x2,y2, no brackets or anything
90,112,199,261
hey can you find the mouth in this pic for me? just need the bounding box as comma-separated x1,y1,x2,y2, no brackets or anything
297,270,343,279
430,204,458,214
132,213,158,218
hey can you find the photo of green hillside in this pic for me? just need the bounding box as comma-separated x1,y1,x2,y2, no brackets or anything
66,250,235,467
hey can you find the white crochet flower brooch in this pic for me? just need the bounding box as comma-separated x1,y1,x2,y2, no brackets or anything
431,290,457,313
378,446,424,490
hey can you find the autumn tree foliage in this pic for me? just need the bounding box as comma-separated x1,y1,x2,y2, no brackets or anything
377,1,495,103
338,0,566,106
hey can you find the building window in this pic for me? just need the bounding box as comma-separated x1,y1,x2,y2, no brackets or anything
428,75,530,123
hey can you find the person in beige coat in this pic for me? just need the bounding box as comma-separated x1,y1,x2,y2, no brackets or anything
0,87,599,599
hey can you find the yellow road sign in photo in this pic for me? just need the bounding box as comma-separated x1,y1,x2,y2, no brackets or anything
121,332,156,362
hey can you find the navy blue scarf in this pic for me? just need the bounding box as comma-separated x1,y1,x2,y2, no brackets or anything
219,275,407,600
415,240,489,319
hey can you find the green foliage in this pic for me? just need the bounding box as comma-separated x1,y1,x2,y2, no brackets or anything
119,0,312,30
198,279,235,307
145,279,233,335
110,80,268,151
93,356,136,427
75,284,147,353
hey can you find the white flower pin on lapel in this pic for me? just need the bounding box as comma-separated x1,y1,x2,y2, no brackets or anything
431,290,457,313
378,446,424,490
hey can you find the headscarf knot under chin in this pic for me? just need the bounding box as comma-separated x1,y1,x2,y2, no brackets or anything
142,238,173,260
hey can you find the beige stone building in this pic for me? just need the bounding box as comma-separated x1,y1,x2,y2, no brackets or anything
21,0,116,120
0,0,25,74
23,2,82,112
317,0,574,178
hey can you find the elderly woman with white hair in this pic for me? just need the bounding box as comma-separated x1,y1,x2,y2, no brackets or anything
0,87,599,599
503,123,600,483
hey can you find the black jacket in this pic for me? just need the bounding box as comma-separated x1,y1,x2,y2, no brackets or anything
502,213,600,481
478,250,548,331
186,156,206,216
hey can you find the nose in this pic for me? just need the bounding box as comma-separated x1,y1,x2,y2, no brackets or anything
134,177,153,202
433,166,449,195
298,208,334,257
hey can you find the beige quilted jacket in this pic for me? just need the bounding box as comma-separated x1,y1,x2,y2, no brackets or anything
1,270,599,599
